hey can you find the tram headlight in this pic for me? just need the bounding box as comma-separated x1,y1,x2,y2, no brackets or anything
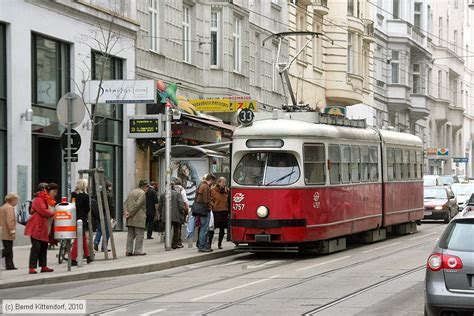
256,206,269,219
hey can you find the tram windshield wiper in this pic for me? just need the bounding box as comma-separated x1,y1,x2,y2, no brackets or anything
265,171,295,186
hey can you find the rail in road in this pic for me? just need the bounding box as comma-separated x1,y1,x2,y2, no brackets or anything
0,223,446,315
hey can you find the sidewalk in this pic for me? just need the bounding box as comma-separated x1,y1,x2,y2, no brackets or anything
0,231,236,290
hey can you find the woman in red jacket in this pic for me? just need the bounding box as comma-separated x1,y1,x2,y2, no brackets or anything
25,183,57,274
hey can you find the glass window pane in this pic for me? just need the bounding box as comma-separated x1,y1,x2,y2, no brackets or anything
304,144,325,185
36,37,59,107
341,146,350,183
0,99,6,131
94,119,123,144
0,131,5,198
304,144,325,162
329,145,340,161
351,146,360,182
32,106,64,137
329,145,340,184
370,147,378,180
0,24,5,99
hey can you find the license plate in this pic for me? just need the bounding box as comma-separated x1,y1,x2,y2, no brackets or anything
255,234,271,242
424,211,432,216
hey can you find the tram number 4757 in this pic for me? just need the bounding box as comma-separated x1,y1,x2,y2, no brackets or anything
233,203,245,211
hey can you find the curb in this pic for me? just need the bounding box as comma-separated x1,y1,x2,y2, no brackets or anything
0,249,236,290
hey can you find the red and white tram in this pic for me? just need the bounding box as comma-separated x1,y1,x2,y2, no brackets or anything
230,111,424,253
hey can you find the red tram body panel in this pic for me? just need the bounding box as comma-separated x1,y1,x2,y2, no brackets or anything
230,113,424,252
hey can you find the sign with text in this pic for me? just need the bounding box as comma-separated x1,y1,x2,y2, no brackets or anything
128,115,162,138
86,80,155,104
453,157,468,163
189,99,258,112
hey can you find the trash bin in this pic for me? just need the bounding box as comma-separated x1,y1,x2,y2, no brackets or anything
54,197,76,240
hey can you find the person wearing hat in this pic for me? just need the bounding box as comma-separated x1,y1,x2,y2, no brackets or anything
123,180,149,256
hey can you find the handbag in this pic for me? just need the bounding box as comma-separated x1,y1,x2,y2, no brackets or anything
153,220,165,233
191,201,208,217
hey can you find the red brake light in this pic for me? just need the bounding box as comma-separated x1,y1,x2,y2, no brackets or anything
427,253,463,271
443,254,463,270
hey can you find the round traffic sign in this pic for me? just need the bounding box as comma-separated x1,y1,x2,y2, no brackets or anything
57,93,86,128
60,129,82,153
238,109,254,125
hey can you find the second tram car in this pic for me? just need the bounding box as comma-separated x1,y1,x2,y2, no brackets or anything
230,110,424,253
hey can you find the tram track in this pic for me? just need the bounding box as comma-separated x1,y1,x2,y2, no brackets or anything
86,224,442,315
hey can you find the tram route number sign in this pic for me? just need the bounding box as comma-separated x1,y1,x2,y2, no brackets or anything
238,109,254,126
128,115,162,139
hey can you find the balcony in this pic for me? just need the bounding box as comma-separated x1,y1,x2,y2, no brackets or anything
432,100,449,124
386,84,411,112
409,95,431,120
363,19,375,43
408,25,425,47
386,20,429,52
448,106,464,131
312,0,329,15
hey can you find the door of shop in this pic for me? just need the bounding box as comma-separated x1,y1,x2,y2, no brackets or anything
32,135,62,198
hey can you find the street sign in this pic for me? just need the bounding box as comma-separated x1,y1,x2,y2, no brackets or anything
85,80,155,104
238,109,255,125
60,129,81,153
63,153,78,162
57,93,86,128
128,115,162,138
453,157,469,163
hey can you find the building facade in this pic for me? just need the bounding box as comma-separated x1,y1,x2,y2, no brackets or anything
0,0,138,228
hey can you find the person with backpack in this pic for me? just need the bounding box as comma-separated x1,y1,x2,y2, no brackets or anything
0,193,19,270
25,183,57,274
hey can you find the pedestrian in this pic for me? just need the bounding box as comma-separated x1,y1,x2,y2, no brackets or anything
173,178,189,247
71,179,91,266
146,181,159,240
123,180,148,256
195,174,216,252
158,182,185,249
25,183,57,274
94,181,115,252
0,192,19,270
210,177,230,249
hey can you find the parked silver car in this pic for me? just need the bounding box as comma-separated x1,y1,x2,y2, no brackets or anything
424,208,474,315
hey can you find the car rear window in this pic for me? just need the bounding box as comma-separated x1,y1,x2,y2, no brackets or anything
441,221,474,252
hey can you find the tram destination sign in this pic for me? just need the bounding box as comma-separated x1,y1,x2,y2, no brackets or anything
128,115,162,139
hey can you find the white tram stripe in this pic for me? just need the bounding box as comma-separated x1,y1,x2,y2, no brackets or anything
362,242,401,253
409,232,439,240
190,275,280,301
295,256,352,272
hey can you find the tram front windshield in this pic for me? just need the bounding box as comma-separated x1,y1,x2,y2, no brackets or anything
233,152,300,186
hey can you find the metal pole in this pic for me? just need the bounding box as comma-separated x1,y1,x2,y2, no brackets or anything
77,220,83,268
165,104,172,251
66,93,74,201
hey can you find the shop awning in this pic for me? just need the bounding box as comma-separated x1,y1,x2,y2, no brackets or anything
181,114,236,133
154,144,229,158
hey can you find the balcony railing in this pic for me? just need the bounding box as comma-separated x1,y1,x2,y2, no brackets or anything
409,25,425,46
363,19,375,38
313,0,328,6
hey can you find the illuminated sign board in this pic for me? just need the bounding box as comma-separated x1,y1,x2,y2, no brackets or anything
127,115,162,138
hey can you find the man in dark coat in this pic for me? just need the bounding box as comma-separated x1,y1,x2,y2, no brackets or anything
158,182,185,249
146,182,159,239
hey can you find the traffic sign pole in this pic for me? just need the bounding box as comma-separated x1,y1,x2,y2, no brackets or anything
164,104,172,251
66,93,74,201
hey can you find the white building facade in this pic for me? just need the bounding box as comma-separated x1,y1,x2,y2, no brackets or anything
0,0,138,228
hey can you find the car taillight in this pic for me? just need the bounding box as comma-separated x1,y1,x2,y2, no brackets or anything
427,253,463,271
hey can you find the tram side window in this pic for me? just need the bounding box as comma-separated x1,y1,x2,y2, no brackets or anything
329,144,340,184
304,144,326,185
402,150,409,179
416,151,423,179
395,149,402,180
341,145,351,183
409,150,416,179
369,147,378,181
351,146,360,183
387,148,395,181
360,146,370,182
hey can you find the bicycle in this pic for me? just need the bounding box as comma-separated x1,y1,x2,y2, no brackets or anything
57,239,72,264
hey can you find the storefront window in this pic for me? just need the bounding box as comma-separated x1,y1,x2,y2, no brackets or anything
92,51,123,225
0,24,6,198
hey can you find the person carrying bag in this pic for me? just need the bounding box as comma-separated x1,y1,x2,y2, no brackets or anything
193,174,216,252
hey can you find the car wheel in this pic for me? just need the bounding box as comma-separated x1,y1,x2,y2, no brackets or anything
444,210,451,223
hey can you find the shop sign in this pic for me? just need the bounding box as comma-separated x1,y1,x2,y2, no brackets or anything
324,106,346,117
426,147,449,158
437,148,449,156
189,99,258,112
453,157,469,163
86,80,155,104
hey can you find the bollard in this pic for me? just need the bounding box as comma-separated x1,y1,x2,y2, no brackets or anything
77,220,83,268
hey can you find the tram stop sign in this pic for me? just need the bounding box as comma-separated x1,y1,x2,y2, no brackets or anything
238,109,254,126
60,129,81,153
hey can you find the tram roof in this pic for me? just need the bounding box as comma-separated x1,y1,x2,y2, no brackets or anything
233,119,423,148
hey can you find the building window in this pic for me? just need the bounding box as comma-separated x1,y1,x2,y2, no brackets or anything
313,18,322,68
0,24,6,198
272,42,278,92
254,33,261,87
438,17,443,41
391,51,399,83
453,30,458,53
182,5,191,63
454,0,458,8
347,32,354,73
348,0,354,16
452,79,458,105
427,68,431,95
438,70,442,98
32,34,70,137
393,0,400,19
412,63,420,93
233,17,242,72
91,51,124,225
149,0,159,52
414,2,422,28
210,11,219,67
296,10,306,61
